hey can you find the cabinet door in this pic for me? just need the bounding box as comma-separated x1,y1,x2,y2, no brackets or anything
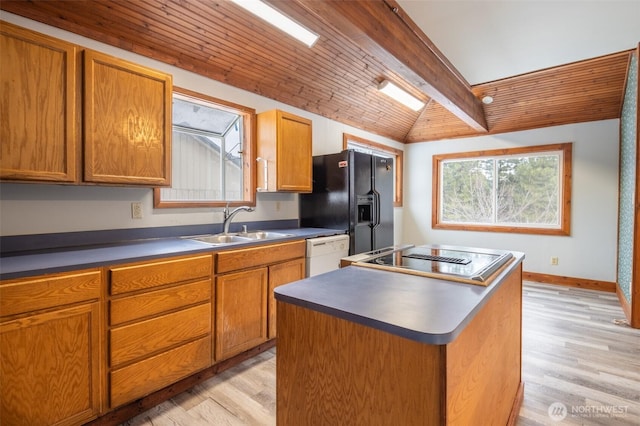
257,110,312,192
0,302,102,425
277,111,312,192
268,258,305,339
84,50,172,185
0,22,78,182
215,268,268,361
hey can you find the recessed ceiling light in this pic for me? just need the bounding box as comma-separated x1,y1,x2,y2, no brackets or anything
378,80,425,111
482,95,494,105
231,0,319,47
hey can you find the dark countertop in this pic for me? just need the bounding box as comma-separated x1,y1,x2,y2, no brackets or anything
274,250,524,345
0,228,344,280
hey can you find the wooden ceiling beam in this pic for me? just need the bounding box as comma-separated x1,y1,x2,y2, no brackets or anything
275,0,488,133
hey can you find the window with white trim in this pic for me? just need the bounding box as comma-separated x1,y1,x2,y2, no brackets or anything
154,88,255,208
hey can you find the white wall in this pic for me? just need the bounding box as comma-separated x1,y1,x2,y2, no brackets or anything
0,12,403,237
403,120,620,282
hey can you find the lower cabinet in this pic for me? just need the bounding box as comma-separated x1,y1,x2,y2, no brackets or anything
215,268,268,360
0,239,307,424
107,254,213,409
0,269,103,426
268,258,306,339
215,240,306,361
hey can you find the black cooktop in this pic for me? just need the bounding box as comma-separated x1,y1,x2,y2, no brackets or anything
359,245,513,283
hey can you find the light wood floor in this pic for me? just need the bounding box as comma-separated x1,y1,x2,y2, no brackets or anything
121,282,640,426
518,282,640,425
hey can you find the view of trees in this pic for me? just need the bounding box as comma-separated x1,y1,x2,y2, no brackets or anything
441,154,560,226
442,159,494,223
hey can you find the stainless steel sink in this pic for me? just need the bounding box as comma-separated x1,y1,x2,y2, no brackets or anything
187,234,253,245
185,231,294,245
238,231,294,240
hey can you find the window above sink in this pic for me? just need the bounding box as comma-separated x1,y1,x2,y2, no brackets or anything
154,87,256,209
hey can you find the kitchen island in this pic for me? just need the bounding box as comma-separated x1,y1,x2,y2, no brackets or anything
274,248,525,425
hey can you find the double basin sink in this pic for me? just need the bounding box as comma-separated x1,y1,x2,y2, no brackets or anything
186,231,294,246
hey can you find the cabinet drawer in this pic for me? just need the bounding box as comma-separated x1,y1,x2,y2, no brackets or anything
110,303,211,367
110,336,211,408
216,240,305,273
0,269,101,318
110,279,211,326
110,254,212,295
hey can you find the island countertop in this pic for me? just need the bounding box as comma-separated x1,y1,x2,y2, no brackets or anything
274,250,524,345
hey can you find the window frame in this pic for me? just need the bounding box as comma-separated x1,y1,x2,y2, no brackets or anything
153,87,257,208
343,133,404,207
432,143,572,235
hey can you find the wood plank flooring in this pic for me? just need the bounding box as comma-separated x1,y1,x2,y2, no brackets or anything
121,282,640,426
518,282,640,425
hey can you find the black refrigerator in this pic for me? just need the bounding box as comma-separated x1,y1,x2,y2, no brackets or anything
300,150,394,255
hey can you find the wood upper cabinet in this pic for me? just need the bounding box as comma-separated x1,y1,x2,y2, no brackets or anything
84,50,172,186
257,110,312,192
108,254,212,409
0,269,103,426
0,21,79,182
0,22,172,186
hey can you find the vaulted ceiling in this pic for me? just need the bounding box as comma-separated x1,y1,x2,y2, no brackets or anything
1,0,636,143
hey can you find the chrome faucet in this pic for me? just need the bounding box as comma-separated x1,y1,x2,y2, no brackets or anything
222,204,254,234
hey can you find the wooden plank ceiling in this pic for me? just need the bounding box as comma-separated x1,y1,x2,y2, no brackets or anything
407,51,632,142
1,0,631,143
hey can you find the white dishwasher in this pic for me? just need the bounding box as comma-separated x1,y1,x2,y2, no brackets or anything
305,234,350,277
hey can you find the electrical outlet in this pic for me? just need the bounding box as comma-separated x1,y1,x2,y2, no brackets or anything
550,257,559,266
131,202,143,219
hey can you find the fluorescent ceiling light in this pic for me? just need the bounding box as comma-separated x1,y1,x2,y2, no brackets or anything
378,80,425,111
231,0,319,47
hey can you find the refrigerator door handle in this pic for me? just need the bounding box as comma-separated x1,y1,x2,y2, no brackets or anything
373,191,381,227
